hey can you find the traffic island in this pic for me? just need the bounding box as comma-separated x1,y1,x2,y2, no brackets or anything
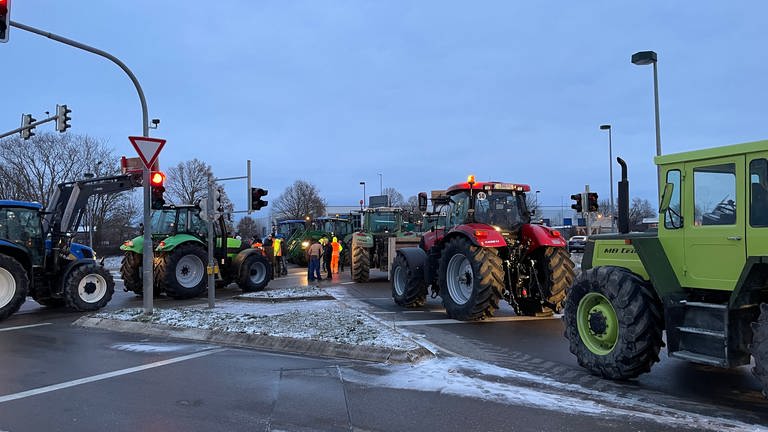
75,286,433,364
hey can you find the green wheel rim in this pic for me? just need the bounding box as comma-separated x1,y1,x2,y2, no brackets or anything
577,292,619,355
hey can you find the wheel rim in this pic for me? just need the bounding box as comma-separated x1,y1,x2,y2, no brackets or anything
577,292,619,355
249,260,267,284
393,266,406,296
78,273,108,303
176,255,205,288
0,267,16,308
446,253,473,305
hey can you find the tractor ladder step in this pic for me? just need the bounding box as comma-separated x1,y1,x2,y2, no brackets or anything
677,326,725,339
678,300,727,309
669,350,728,367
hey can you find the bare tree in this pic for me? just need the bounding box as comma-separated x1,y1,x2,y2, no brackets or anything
382,187,404,206
165,159,213,205
629,197,656,229
236,216,262,242
272,180,327,220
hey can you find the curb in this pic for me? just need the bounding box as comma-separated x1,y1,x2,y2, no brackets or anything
74,316,434,364
233,294,336,302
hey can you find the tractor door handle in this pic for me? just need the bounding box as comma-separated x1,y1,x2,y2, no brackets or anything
727,236,742,241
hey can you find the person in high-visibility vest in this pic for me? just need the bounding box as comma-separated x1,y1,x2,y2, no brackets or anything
330,236,342,274
273,236,283,278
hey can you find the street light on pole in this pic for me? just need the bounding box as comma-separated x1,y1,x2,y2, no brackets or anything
360,181,366,208
632,50,662,187
378,173,383,195
600,124,615,231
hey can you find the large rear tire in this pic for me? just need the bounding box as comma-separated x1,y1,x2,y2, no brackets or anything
391,254,427,308
351,244,370,283
751,303,768,398
120,251,143,295
0,254,28,320
563,266,663,379
238,253,272,293
156,244,208,299
530,247,575,313
437,237,503,321
63,263,115,311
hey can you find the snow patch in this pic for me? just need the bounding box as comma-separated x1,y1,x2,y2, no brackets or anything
238,285,330,299
110,342,212,353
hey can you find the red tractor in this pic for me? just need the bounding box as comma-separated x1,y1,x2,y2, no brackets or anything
391,176,574,320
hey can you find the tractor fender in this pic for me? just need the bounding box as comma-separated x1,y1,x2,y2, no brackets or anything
0,241,32,271
520,224,568,253
396,247,428,284
231,248,266,272
449,224,506,248
156,234,205,252
69,242,95,260
351,231,374,249
120,236,143,254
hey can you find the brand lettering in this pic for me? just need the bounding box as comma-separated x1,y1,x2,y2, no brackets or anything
602,247,636,254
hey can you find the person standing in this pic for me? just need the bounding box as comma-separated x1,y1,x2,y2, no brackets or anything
330,236,342,275
272,235,283,278
321,238,332,278
306,238,323,282
278,236,288,276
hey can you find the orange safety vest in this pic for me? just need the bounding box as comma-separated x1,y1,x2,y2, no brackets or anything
331,241,340,255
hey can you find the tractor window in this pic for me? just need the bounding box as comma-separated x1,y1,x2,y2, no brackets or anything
150,210,177,235
474,190,528,229
189,209,207,234
749,158,768,227
369,212,398,233
694,163,736,226
0,207,43,250
664,170,683,229
177,210,189,233
449,192,469,226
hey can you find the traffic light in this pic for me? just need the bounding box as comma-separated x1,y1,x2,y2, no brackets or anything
56,104,72,133
150,171,166,210
250,187,268,211
212,187,224,219
20,113,35,140
570,193,583,213
0,0,10,43
587,192,599,212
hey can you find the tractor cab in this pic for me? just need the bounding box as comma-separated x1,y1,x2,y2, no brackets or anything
362,207,407,234
444,178,532,232
0,201,45,266
149,205,207,238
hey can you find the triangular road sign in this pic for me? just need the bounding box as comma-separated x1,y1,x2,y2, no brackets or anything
129,136,166,169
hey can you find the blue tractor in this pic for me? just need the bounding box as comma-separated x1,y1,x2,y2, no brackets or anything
0,174,141,320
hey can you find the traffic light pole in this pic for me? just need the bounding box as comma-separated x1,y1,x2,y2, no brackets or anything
0,112,57,139
11,20,156,314
584,185,591,236
206,180,216,309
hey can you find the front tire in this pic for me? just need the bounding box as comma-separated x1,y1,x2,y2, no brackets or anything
238,253,272,292
0,254,29,320
63,263,115,311
563,266,663,379
751,303,768,398
351,244,370,283
120,251,143,294
437,237,503,321
156,244,208,299
391,254,427,308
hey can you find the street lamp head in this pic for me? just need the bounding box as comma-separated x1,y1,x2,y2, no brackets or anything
631,50,657,65
599,124,611,130
359,181,365,185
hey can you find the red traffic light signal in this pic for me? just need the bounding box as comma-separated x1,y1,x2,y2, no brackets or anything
150,171,165,186
0,0,10,43
587,192,599,212
150,171,166,209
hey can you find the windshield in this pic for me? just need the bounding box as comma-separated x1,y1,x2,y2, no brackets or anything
366,211,400,233
277,222,304,239
473,190,529,229
150,210,179,235
0,207,43,247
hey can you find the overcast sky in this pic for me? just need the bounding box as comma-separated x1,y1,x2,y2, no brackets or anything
3,2,767,214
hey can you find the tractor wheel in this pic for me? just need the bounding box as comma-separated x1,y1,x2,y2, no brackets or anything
528,247,575,314
351,244,370,283
156,244,208,299
0,254,29,320
750,303,768,398
120,251,143,295
63,263,115,312
391,254,427,308
437,237,503,321
563,266,663,380
238,253,272,293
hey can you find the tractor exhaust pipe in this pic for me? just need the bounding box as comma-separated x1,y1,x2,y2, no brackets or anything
617,157,630,234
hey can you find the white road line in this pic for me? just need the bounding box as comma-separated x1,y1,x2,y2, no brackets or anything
394,316,559,326
0,323,52,332
0,348,228,403
340,282,355,285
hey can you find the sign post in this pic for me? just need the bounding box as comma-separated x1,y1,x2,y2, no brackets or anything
129,136,166,315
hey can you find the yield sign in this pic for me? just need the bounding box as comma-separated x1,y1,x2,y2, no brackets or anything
129,136,166,169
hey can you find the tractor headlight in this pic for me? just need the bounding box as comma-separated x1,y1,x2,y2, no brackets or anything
301,241,310,249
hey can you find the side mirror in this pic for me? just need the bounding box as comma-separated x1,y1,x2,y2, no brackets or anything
659,182,674,213
417,192,428,212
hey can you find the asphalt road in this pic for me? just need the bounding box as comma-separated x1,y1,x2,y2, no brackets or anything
1,258,767,431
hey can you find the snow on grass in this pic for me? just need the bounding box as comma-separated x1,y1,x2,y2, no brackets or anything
93,302,419,351
238,285,330,299
102,256,123,271
342,356,768,432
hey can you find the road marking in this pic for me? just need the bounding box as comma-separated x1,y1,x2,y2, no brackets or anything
394,316,559,326
340,282,355,285
0,323,52,332
0,348,227,403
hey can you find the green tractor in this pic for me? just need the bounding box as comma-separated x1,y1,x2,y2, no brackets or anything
350,207,420,283
563,140,768,397
120,204,271,299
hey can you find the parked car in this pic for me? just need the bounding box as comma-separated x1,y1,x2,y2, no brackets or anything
567,235,588,253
